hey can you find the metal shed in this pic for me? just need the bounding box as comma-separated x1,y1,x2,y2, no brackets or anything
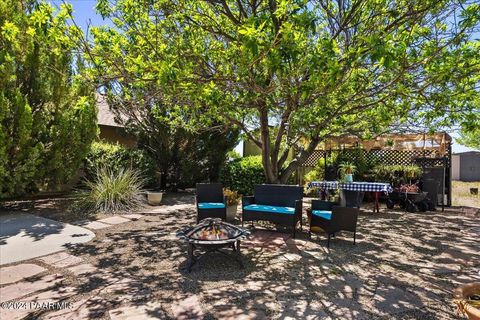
452,151,480,182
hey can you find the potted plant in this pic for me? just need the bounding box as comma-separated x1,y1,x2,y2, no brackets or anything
338,162,357,183
454,283,480,320
223,188,240,222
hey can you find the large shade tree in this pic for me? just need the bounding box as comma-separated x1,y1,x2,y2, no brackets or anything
458,126,480,149
0,0,97,198
76,0,241,189
87,0,480,183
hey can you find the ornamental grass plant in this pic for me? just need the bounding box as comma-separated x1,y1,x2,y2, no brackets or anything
76,166,146,214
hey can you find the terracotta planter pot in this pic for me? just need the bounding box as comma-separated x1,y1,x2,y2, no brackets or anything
226,204,238,222
147,192,163,206
454,283,480,320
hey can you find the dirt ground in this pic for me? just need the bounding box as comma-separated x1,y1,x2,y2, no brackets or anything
1,193,479,319
452,181,480,208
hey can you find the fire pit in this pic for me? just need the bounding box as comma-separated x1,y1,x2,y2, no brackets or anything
177,218,250,272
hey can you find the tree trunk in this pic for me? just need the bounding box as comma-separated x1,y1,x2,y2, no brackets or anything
278,136,321,184
259,108,278,183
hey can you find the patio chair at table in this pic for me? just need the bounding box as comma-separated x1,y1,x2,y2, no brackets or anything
307,200,359,247
196,183,227,222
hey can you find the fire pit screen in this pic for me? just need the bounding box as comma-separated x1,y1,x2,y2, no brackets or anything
177,218,250,272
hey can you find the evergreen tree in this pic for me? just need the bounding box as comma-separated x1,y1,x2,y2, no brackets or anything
0,0,97,198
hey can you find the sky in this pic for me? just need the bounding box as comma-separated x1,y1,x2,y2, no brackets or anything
51,0,479,154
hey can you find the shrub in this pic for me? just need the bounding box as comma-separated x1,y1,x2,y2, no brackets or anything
303,169,322,184
372,165,422,187
0,3,97,198
220,156,265,195
303,158,326,183
76,166,145,214
85,142,157,188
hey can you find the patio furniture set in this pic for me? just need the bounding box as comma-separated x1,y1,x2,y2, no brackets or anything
178,182,390,272
195,183,361,245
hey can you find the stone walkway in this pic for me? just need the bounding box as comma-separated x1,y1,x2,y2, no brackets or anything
0,213,161,320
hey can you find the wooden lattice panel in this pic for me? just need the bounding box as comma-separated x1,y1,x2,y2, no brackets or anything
303,150,326,167
303,149,451,168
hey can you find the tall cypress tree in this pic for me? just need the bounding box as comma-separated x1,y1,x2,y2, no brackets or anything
0,0,97,198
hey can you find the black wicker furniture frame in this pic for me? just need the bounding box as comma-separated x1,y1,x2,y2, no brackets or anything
177,218,250,272
307,200,359,247
196,183,227,222
242,184,303,237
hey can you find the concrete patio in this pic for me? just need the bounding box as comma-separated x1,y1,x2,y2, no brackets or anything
0,214,95,265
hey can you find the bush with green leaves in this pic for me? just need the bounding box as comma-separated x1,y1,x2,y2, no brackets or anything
220,156,265,195
0,1,97,198
303,158,326,184
85,142,157,188
76,166,145,214
372,165,422,187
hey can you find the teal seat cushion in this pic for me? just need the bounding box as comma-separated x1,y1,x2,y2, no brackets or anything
312,210,332,220
198,202,225,209
243,204,295,215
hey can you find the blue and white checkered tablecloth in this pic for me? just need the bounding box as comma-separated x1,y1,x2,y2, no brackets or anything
307,181,393,193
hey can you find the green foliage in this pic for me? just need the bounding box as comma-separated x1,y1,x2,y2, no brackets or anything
457,126,480,150
133,115,240,190
81,0,479,184
303,169,322,184
85,142,157,188
76,166,145,214
0,0,96,198
333,149,379,180
372,165,422,187
220,156,265,195
303,159,326,184
338,162,357,176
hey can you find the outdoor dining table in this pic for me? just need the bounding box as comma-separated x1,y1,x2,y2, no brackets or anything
307,181,393,213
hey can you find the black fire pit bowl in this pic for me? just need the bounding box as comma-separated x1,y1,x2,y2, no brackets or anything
177,218,250,272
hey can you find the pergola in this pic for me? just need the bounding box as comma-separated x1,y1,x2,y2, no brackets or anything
318,132,452,155
301,132,453,207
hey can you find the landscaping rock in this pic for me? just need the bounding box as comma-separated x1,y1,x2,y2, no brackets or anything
122,214,143,220
370,284,424,315
66,263,97,276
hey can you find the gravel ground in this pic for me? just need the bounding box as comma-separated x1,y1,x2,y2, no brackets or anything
1,192,479,319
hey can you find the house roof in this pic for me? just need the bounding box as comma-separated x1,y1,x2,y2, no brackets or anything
453,151,480,156
96,94,124,128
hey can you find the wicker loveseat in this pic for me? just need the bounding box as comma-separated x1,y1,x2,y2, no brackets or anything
242,184,303,237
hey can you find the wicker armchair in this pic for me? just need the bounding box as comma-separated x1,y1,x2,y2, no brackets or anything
307,200,359,247
196,183,227,222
